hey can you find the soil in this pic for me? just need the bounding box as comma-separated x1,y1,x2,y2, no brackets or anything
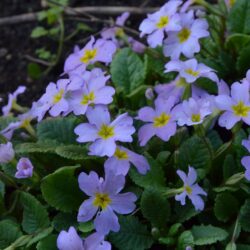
0,0,166,108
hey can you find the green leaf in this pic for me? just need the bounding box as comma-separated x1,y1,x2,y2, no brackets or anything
28,63,42,79
20,192,50,234
140,187,170,227
176,135,212,172
27,227,53,247
226,33,250,52
237,244,250,250
237,45,250,74
195,77,218,95
15,140,58,154
31,26,48,38
0,116,17,131
78,221,94,233
228,0,250,34
214,192,239,222
226,242,237,250
129,155,166,188
52,212,78,232
109,216,153,250
111,48,146,94
41,166,82,212
55,145,90,160
207,130,223,151
0,220,22,248
177,231,194,250
223,154,238,180
37,117,78,144
37,235,57,250
191,225,228,245
239,199,250,232
174,202,199,223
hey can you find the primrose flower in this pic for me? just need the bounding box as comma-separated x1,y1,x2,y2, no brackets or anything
15,157,34,179
0,142,15,164
137,97,177,146
64,36,116,73
173,97,212,126
74,105,135,157
68,70,115,115
163,10,209,59
165,58,218,83
175,166,207,211
38,79,70,119
215,81,250,129
2,86,26,116
57,227,111,250
139,0,182,48
241,136,250,180
77,170,137,234
104,146,150,175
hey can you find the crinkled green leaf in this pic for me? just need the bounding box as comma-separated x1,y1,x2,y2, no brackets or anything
239,199,250,232
177,231,194,250
36,235,57,250
55,145,90,160
52,212,78,232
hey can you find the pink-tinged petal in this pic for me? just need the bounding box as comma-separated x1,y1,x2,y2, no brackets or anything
77,198,98,222
110,193,137,214
104,157,130,176
147,29,164,48
155,122,176,141
242,138,250,152
127,150,150,174
189,194,205,211
57,226,84,250
175,192,187,205
78,171,101,195
218,111,241,129
89,138,116,157
137,107,155,122
94,87,115,105
74,123,98,143
103,170,125,194
94,207,120,234
177,169,187,183
86,105,110,127
138,124,155,146
231,81,249,103
215,95,233,111
187,166,197,186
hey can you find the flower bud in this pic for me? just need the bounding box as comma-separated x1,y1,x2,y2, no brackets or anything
0,142,15,164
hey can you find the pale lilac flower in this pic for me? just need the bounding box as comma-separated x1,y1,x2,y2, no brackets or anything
77,170,137,234
2,86,26,116
0,142,15,164
165,58,218,83
215,81,250,129
180,0,195,13
101,12,130,42
64,37,116,73
175,166,207,211
173,97,212,126
104,146,150,175
15,157,34,179
57,227,111,250
74,105,135,157
38,79,70,119
137,97,177,146
68,70,115,116
139,0,182,48
163,11,209,59
241,136,250,180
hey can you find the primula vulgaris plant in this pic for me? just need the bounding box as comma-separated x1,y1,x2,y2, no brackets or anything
2,0,250,249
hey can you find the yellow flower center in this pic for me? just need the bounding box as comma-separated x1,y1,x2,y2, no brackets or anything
115,28,125,37
53,89,64,104
176,77,188,88
114,148,128,160
178,28,191,43
93,193,111,210
80,48,97,64
81,92,95,105
153,113,170,127
20,118,31,129
185,69,199,77
98,124,115,139
191,114,201,123
232,101,250,117
156,16,169,29
185,185,192,195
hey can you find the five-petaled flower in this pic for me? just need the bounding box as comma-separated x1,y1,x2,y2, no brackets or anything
15,157,34,179
77,170,137,234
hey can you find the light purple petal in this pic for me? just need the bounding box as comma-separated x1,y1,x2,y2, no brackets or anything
218,111,240,129
86,106,111,128
78,171,101,196
189,194,205,211
77,198,97,222
89,138,116,157
104,157,130,176
138,124,155,146
137,107,155,122
74,123,98,143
